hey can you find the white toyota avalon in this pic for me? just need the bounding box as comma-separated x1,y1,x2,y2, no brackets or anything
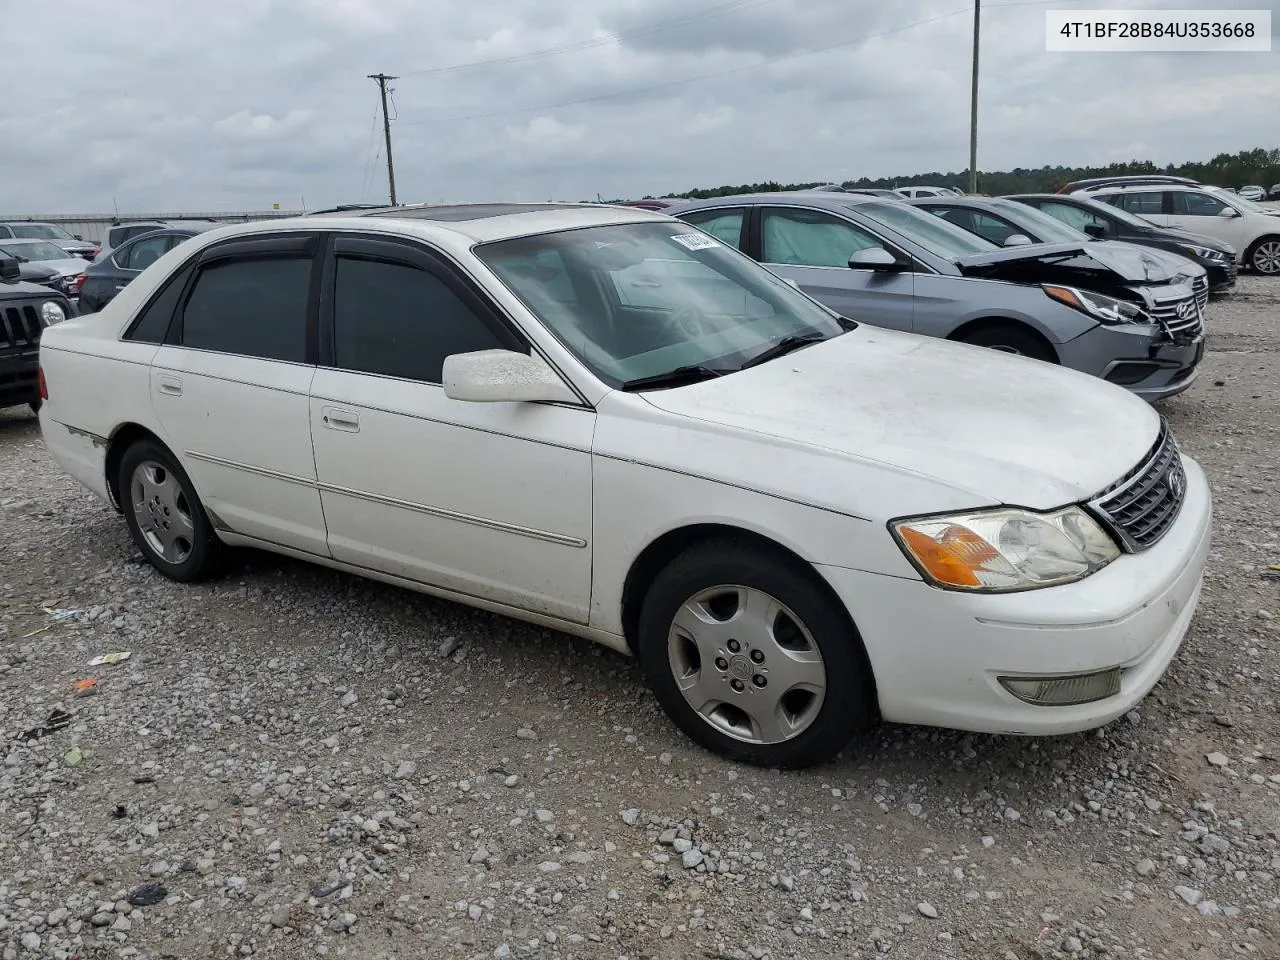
35,203,1212,768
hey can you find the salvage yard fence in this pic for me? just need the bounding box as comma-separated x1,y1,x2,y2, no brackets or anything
0,211,305,245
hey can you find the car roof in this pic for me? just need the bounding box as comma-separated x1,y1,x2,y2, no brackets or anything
671,191,880,209
1081,183,1208,195
0,219,61,226
196,203,670,246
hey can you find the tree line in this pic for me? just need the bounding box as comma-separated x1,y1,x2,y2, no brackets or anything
642,147,1280,200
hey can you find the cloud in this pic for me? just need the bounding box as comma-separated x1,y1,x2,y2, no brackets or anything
2,0,1277,212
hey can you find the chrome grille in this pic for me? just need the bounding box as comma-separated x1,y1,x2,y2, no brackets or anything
1192,275,1209,314
1150,290,1203,340
1089,422,1186,552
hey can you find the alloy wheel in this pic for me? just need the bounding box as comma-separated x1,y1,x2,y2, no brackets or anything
1252,240,1280,275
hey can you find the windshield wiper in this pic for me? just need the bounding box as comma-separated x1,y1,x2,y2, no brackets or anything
618,364,730,392
738,332,829,370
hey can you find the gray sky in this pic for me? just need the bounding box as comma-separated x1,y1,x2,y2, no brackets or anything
3,0,1276,212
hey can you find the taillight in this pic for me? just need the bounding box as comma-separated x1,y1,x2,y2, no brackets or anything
38,366,48,401
92,247,102,258
73,274,88,292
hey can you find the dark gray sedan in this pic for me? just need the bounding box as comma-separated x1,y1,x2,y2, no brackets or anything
665,192,1207,402
78,226,214,314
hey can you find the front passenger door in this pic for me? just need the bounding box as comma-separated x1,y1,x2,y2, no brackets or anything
308,235,595,622
757,207,915,331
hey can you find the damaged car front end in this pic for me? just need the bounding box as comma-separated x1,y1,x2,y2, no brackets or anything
955,242,1206,401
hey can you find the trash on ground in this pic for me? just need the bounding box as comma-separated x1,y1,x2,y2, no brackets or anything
63,746,84,767
74,678,99,697
88,651,132,667
42,607,83,621
127,882,168,907
16,708,73,742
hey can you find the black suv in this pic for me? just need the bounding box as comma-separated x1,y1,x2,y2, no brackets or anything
1004,193,1238,293
1,256,75,413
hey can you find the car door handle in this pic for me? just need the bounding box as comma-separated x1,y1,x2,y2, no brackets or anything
321,406,360,432
157,374,183,397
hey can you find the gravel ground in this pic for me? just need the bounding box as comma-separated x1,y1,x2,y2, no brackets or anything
2,276,1278,960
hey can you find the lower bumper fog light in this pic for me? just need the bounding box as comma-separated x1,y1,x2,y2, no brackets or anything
998,668,1122,707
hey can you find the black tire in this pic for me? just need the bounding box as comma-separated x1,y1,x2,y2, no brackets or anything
118,440,221,582
636,538,877,769
1246,237,1280,276
957,322,1056,362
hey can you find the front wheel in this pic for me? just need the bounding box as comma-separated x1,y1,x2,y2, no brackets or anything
957,322,1057,362
637,539,876,768
1248,238,1280,276
118,441,221,582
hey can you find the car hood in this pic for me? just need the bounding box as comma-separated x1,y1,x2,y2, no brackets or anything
17,263,58,282
35,258,90,276
640,327,1160,511
955,241,1186,284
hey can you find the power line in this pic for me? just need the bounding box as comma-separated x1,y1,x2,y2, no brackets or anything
398,0,786,78
396,0,1082,127
358,101,381,202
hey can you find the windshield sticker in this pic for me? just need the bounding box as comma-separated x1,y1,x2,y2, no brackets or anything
670,233,719,251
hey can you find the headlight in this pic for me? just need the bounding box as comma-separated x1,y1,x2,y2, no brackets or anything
40,301,67,325
1042,285,1150,325
1179,244,1226,262
891,506,1120,593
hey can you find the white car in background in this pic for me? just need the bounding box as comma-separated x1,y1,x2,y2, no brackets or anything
894,186,962,199
1082,183,1280,275
1236,185,1267,203
35,203,1211,768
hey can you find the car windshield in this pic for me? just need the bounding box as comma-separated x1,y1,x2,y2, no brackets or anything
851,200,997,258
1210,189,1269,214
8,223,74,241
475,221,846,388
988,200,1088,243
0,240,71,262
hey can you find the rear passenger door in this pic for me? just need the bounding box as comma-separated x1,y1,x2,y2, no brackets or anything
1102,191,1169,227
149,233,329,556
756,206,915,331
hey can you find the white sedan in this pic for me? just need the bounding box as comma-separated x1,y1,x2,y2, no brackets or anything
36,203,1212,768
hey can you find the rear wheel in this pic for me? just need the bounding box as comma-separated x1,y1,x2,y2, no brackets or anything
1248,238,1280,275
637,539,876,768
118,440,221,581
957,322,1056,362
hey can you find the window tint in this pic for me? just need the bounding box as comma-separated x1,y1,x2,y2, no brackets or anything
122,234,172,271
125,263,195,343
1173,191,1228,216
332,257,507,383
181,256,311,362
1110,192,1163,215
677,209,746,248
761,208,883,267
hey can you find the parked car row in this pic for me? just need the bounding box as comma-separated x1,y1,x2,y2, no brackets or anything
35,203,1213,768
0,220,98,260
0,255,74,414
664,190,1208,402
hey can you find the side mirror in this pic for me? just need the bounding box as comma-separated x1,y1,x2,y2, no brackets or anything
443,349,578,404
0,257,19,283
848,247,903,271
1218,207,1240,218
73,234,84,241
1083,223,1107,239
1003,234,1033,246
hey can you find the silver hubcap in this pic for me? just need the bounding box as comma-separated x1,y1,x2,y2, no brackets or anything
667,585,826,745
130,460,195,565
1254,241,1280,275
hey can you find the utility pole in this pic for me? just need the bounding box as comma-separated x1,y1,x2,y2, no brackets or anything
368,73,398,206
968,0,980,195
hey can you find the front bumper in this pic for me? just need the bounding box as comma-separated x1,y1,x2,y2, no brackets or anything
817,454,1212,736
1204,258,1237,292
1058,323,1203,404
